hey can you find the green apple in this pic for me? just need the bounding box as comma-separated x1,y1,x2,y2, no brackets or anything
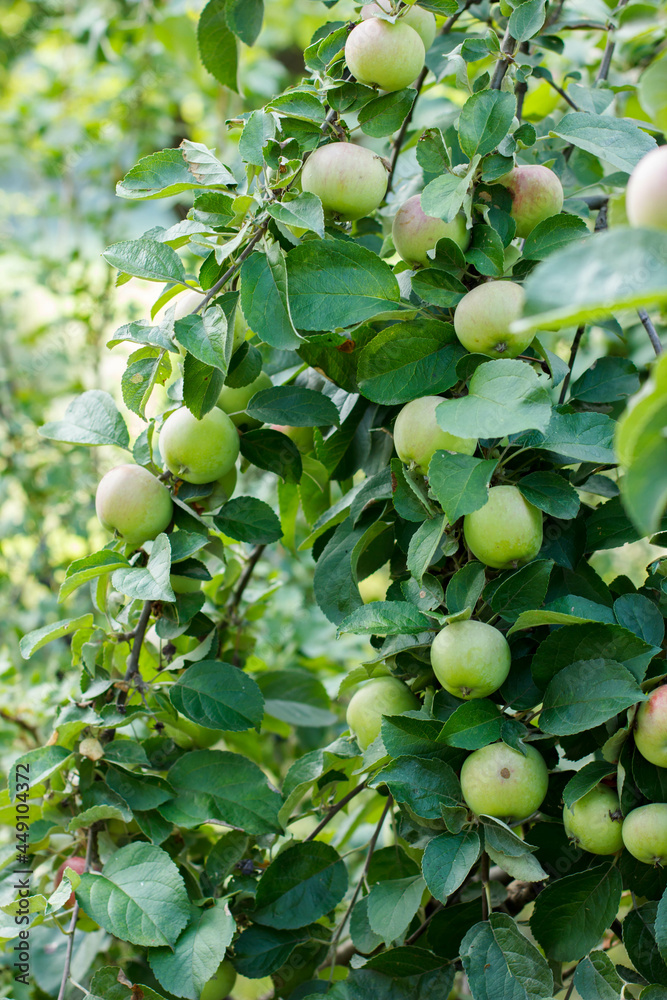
345,18,425,93
358,564,391,603
95,464,173,547
362,3,436,50
154,711,224,750
563,785,624,855
301,142,389,221
170,573,202,594
392,195,470,267
626,146,667,230
634,684,667,767
460,742,549,821
497,164,564,238
271,424,315,453
200,959,237,1000
346,676,419,749
160,407,239,484
464,485,543,570
430,620,511,700
232,308,250,352
453,281,531,359
217,370,273,430
393,395,476,475
622,803,667,865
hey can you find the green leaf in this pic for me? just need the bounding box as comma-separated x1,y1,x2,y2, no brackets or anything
8,746,72,800
111,534,175,601
164,749,281,835
174,306,229,372
40,390,130,448
337,601,434,637
614,594,665,647
570,357,640,404
407,515,448,583
103,239,187,285
258,669,335,727
462,913,554,1000
458,90,516,159
429,453,498,524
522,214,589,261
225,0,264,45
562,761,616,810
245,386,339,427
517,408,615,464
287,241,400,332
438,700,503,750
267,192,325,238
484,560,553,622
253,842,348,929
239,428,303,484
531,622,656,689
58,552,130,602
234,925,311,979
531,864,623,961
550,112,657,173
313,517,365,624
122,348,172,418
149,900,235,1000
241,243,301,350
357,321,463,405
465,224,505,277
482,817,548,882
422,831,481,903
367,875,426,943
514,229,667,334
624,903,667,987
540,658,645,735
421,169,474,223
182,353,224,419
76,843,190,948
86,967,168,1000
197,0,239,91
19,614,95,660
375,756,462,820
359,88,417,138
517,471,580,519
180,139,237,187
214,496,283,543
574,950,626,1000
116,147,235,201
446,562,486,615
436,360,552,439
239,110,277,165
509,0,546,41
169,660,264,732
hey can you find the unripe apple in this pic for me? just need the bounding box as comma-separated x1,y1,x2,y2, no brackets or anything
200,959,237,1000
622,803,667,865
233,308,250,352
55,856,87,908
563,785,624,855
362,3,436,50
95,464,173,547
392,195,470,267
170,573,202,594
271,424,315,453
345,18,425,93
634,684,667,767
453,281,532,359
160,407,239,484
496,164,564,238
463,485,543,570
431,620,511,700
301,142,389,221
460,742,549,821
626,146,667,231
197,465,238,513
393,395,476,475
217,370,273,430
154,711,223,750
346,676,419,749
358,564,391,603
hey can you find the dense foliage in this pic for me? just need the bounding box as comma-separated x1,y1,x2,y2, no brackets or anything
4,1,667,999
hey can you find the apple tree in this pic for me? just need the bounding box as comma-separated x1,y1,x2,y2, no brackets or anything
7,1,667,999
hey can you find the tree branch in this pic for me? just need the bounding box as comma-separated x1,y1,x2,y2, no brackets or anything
638,308,663,356
596,0,630,84
192,223,268,315
226,543,267,619
558,324,586,404
545,77,580,111
57,825,98,1000
0,708,39,742
306,783,367,841
491,26,517,90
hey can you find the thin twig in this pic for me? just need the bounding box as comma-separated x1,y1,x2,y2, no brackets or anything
118,599,153,708
0,709,39,742
558,324,586,404
306,783,367,841
56,826,97,1000
480,852,490,920
193,223,268,315
596,0,630,84
226,544,267,618
638,308,663,356
405,902,444,945
491,25,517,90
545,77,580,111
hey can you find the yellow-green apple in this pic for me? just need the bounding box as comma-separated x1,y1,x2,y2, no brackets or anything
200,959,237,1000
431,620,511,699
453,281,531,358
460,742,549,821
345,18,425,92
563,785,624,855
358,564,391,603
362,2,436,49
270,425,315,453
95,464,173,547
301,142,389,221
634,684,667,767
622,803,667,865
217,370,272,430
154,711,223,750
464,485,543,569
160,407,239,484
393,395,477,474
346,676,419,749
496,164,564,238
392,195,470,266
626,147,667,230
